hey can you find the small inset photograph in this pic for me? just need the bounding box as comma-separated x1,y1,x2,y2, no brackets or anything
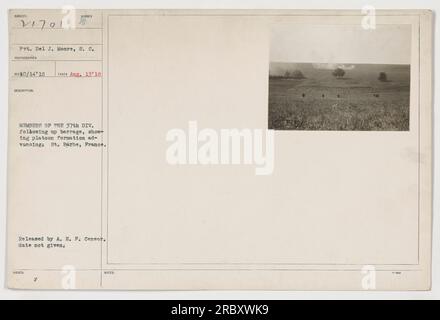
268,24,411,131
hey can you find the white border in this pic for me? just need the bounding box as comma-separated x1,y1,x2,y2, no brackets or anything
0,0,438,300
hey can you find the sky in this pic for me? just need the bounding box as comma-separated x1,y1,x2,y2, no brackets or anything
270,24,412,65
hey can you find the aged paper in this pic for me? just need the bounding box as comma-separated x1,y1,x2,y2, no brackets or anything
7,9,432,290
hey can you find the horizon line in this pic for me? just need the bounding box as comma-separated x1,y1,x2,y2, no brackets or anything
270,61,411,66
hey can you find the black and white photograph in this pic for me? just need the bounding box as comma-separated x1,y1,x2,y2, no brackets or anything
268,24,412,131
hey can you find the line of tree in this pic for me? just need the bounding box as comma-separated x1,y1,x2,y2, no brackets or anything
332,68,346,79
378,72,388,82
284,70,306,79
277,67,390,82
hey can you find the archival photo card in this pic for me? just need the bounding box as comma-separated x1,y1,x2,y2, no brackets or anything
7,10,432,291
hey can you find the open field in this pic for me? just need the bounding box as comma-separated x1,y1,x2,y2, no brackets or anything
268,63,410,131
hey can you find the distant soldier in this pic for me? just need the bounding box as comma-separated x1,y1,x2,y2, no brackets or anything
322,94,325,98
337,94,340,98
302,93,306,98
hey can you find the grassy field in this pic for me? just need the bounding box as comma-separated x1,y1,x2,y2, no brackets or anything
268,63,410,131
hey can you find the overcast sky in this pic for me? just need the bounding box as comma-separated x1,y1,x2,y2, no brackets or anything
270,24,412,65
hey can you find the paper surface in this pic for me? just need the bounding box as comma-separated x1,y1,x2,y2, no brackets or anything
7,9,432,290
